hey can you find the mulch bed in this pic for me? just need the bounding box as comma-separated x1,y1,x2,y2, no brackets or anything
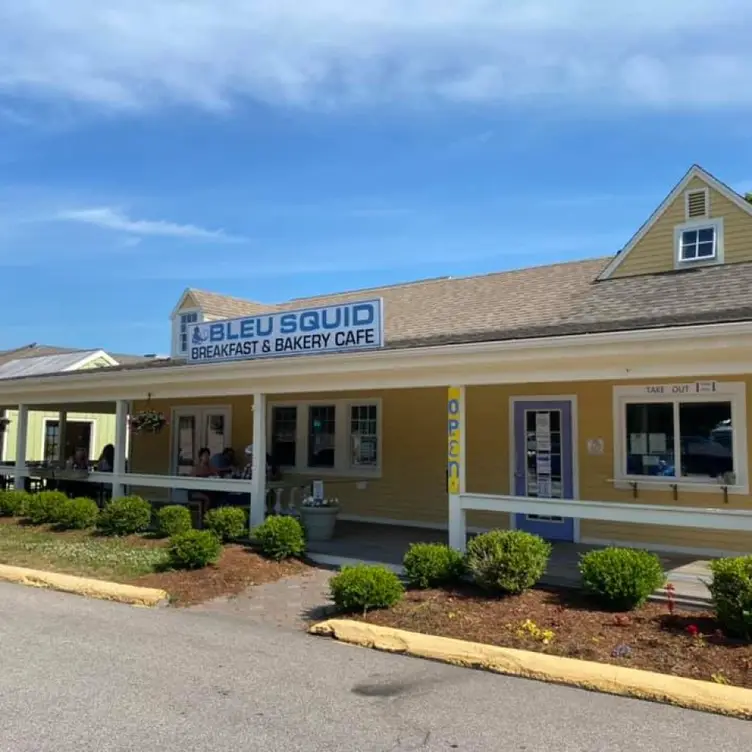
356,585,752,688
133,545,311,606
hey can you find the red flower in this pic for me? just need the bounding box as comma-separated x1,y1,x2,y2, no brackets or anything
686,624,699,637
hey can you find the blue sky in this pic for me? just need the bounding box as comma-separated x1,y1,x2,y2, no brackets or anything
1,1,752,355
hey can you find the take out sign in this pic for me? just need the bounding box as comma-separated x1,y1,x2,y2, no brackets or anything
644,381,717,395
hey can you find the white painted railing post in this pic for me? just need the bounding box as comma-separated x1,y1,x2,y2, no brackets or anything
112,399,128,499
447,386,467,551
57,410,67,464
13,404,28,491
249,393,267,530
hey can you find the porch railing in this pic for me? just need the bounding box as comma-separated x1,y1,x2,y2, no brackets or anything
449,492,752,551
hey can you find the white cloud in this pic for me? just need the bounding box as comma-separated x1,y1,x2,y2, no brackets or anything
0,1,750,111
57,206,242,242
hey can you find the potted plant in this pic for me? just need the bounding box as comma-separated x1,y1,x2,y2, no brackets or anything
129,409,168,434
299,495,340,542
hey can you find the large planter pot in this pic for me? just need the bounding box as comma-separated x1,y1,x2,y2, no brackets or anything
300,506,340,542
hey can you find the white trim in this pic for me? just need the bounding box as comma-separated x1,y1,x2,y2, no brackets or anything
612,381,748,494
169,288,200,319
508,395,581,543
40,416,95,462
674,217,724,268
684,187,709,220
5,320,752,405
581,537,742,560
267,397,383,478
64,350,118,371
598,165,752,280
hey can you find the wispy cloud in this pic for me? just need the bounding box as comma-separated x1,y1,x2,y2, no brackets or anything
0,2,750,112
56,207,243,242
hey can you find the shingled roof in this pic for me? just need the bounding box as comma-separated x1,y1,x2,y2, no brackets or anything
186,289,279,320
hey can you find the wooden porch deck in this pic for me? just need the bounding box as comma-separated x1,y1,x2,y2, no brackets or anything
307,521,714,608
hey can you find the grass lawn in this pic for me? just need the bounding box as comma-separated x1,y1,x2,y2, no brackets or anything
0,519,311,605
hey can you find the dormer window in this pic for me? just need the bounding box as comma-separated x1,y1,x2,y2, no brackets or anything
674,218,724,268
172,310,202,356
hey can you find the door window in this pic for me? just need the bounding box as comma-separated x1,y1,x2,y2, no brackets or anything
524,409,564,521
172,408,231,475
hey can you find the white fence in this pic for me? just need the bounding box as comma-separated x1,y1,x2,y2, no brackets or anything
449,492,752,551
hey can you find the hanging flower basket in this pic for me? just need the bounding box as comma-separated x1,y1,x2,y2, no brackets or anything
0,417,10,433
129,409,168,434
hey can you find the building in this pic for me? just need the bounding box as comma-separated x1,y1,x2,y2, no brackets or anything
2,164,752,558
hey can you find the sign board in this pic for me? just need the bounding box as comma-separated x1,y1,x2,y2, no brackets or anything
187,299,384,364
312,480,324,502
447,387,462,494
643,381,717,396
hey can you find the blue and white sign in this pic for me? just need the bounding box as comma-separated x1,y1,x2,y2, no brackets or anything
187,299,384,364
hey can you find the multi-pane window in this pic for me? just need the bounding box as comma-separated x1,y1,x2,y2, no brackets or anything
624,400,734,482
307,405,336,468
271,406,297,467
679,227,716,262
43,421,60,462
178,312,199,354
350,404,378,467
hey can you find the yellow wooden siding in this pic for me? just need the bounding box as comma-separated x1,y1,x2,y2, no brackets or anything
179,292,200,311
610,176,752,278
130,376,752,553
2,410,116,463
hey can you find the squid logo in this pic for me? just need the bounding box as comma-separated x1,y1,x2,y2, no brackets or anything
192,325,208,345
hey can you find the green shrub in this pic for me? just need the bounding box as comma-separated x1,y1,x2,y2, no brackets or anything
55,497,100,530
403,542,466,589
253,515,305,560
709,556,752,638
25,491,69,525
97,495,152,536
169,530,222,569
156,505,193,537
329,564,404,612
0,489,31,517
579,547,666,611
466,529,551,595
204,506,247,542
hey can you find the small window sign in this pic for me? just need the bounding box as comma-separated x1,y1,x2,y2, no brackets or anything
312,480,324,501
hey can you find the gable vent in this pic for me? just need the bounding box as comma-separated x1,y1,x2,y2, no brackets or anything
686,189,708,219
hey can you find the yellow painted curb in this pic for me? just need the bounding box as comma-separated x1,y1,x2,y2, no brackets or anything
0,564,168,607
310,619,752,720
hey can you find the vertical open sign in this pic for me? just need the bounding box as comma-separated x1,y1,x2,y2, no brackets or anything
447,387,462,494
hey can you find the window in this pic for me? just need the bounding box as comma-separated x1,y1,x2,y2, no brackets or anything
43,421,60,462
350,404,378,467
679,227,716,262
675,218,723,266
177,311,199,355
267,399,381,476
616,383,745,489
271,406,297,467
308,405,336,468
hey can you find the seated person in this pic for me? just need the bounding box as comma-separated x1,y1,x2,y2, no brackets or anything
67,447,89,470
210,447,237,477
97,444,115,472
190,447,219,521
239,444,277,479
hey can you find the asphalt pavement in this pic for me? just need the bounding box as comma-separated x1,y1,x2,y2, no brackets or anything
0,582,750,751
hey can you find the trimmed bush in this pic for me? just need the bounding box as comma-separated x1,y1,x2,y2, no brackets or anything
157,505,193,537
403,542,466,589
466,529,551,595
579,547,666,611
709,556,752,639
97,495,152,536
25,491,69,525
169,530,222,569
329,564,404,612
0,489,31,517
204,506,247,542
55,497,100,530
253,515,305,561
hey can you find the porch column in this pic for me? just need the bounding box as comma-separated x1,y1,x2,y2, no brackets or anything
112,399,128,498
447,386,467,551
249,392,267,530
56,410,67,464
13,404,29,490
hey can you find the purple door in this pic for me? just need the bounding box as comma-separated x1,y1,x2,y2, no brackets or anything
513,400,575,542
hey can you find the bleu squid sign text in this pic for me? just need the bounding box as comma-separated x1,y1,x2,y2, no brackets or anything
447,387,462,494
187,299,384,364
